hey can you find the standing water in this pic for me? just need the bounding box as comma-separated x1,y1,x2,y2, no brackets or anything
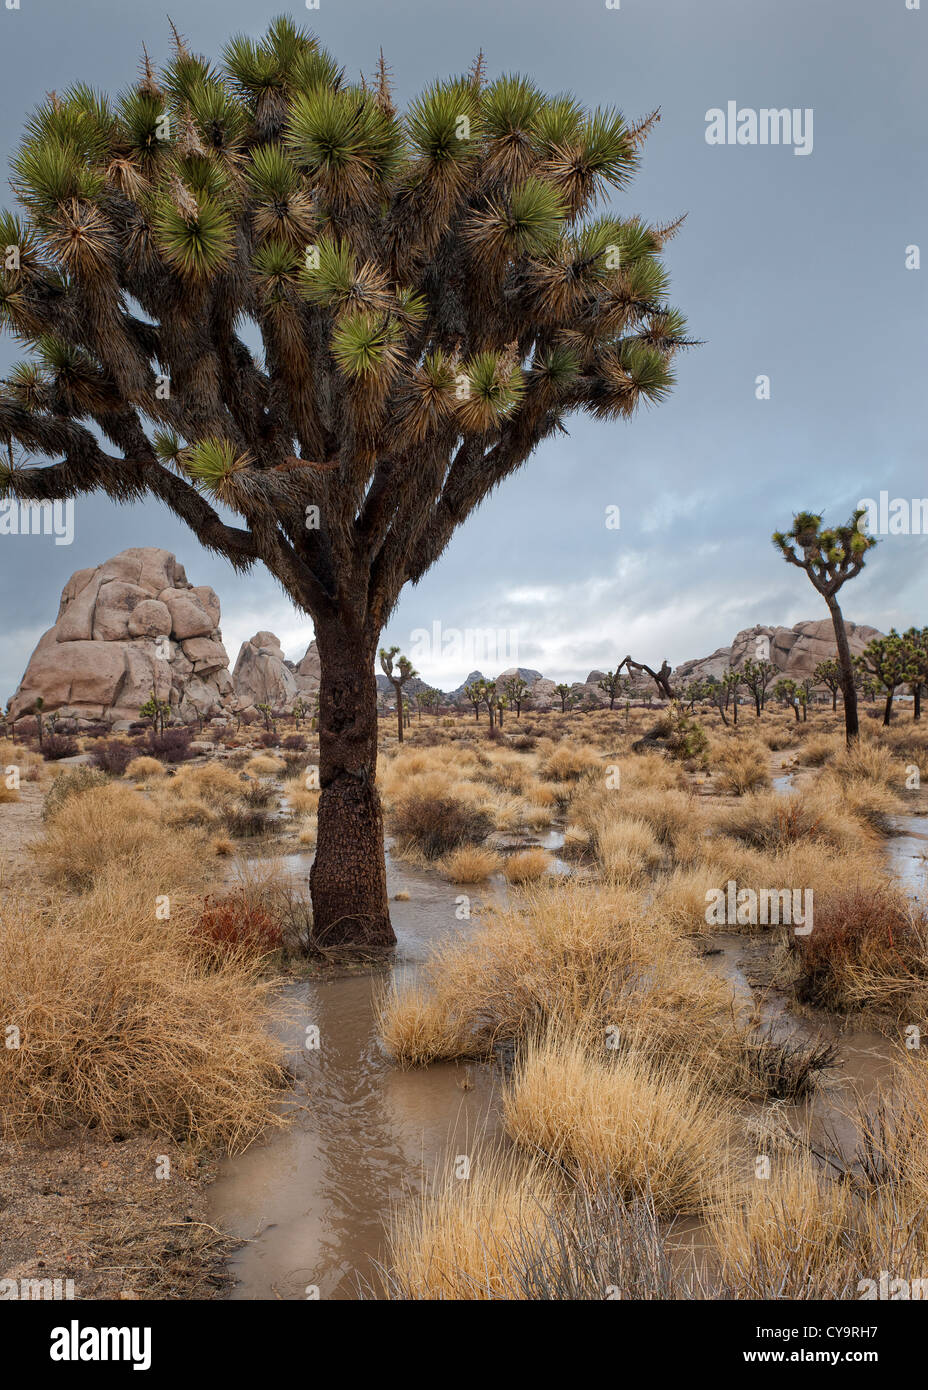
208,848,504,1300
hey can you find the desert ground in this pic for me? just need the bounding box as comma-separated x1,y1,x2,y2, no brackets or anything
1,695,927,1300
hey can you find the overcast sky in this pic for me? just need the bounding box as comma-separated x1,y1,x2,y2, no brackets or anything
1,0,925,696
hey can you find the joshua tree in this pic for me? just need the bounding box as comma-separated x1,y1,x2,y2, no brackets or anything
903,627,928,721
496,692,507,727
721,668,741,725
740,658,776,717
463,679,485,722
481,678,498,728
773,677,801,722
0,19,689,947
379,645,417,743
813,657,842,713
617,655,674,702
554,681,575,713
596,667,625,709
418,685,442,718
500,673,529,717
855,631,912,727
140,687,171,734
32,695,45,747
773,510,877,745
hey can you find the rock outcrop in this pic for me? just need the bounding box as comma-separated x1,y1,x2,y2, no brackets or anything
674,619,883,686
9,548,234,726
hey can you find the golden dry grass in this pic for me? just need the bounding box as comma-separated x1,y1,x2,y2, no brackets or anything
440,845,503,882
502,848,551,883
0,870,287,1152
503,1029,734,1215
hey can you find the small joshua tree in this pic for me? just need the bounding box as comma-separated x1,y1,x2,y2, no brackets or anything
773,510,878,744
813,657,842,713
855,631,912,727
903,627,928,722
554,681,574,713
501,673,529,718
773,677,800,722
139,687,171,734
596,667,625,710
740,658,776,718
463,679,485,722
722,668,742,726
379,646,417,743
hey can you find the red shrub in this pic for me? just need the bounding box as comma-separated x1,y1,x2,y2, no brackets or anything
193,890,283,961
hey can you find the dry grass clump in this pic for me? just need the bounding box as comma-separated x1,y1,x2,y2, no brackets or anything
283,773,320,815
789,883,928,1015
376,978,466,1068
245,753,285,777
831,739,899,788
0,875,287,1152
503,848,551,883
715,788,865,854
378,883,743,1077
0,783,19,803
713,741,772,795
440,845,503,882
297,813,318,847
708,1155,858,1298
32,782,210,891
124,755,165,781
503,1030,733,1215
796,732,841,767
381,1152,552,1300
168,762,243,801
0,740,45,782
539,741,602,783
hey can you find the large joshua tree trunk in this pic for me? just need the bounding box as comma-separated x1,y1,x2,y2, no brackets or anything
825,594,860,744
309,614,395,950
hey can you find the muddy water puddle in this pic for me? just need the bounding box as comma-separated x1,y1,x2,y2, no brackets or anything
208,849,506,1300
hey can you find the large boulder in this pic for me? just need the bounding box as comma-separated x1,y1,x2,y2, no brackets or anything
9,548,235,726
232,632,298,710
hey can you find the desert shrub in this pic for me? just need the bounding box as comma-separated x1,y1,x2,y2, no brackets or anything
40,733,79,761
281,734,307,752
390,791,493,860
511,734,537,751
789,884,928,1013
89,738,136,775
717,789,862,853
241,779,277,808
192,889,284,965
223,806,270,838
42,765,108,820
144,728,194,764
663,707,709,762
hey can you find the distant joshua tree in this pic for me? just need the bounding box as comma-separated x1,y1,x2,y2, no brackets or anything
379,646,418,743
554,681,575,713
773,510,877,744
463,679,485,722
500,674,529,718
722,668,742,725
740,658,776,717
596,667,626,709
813,657,842,713
855,631,912,727
0,18,690,945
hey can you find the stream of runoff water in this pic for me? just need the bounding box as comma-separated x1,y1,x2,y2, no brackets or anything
207,849,507,1300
